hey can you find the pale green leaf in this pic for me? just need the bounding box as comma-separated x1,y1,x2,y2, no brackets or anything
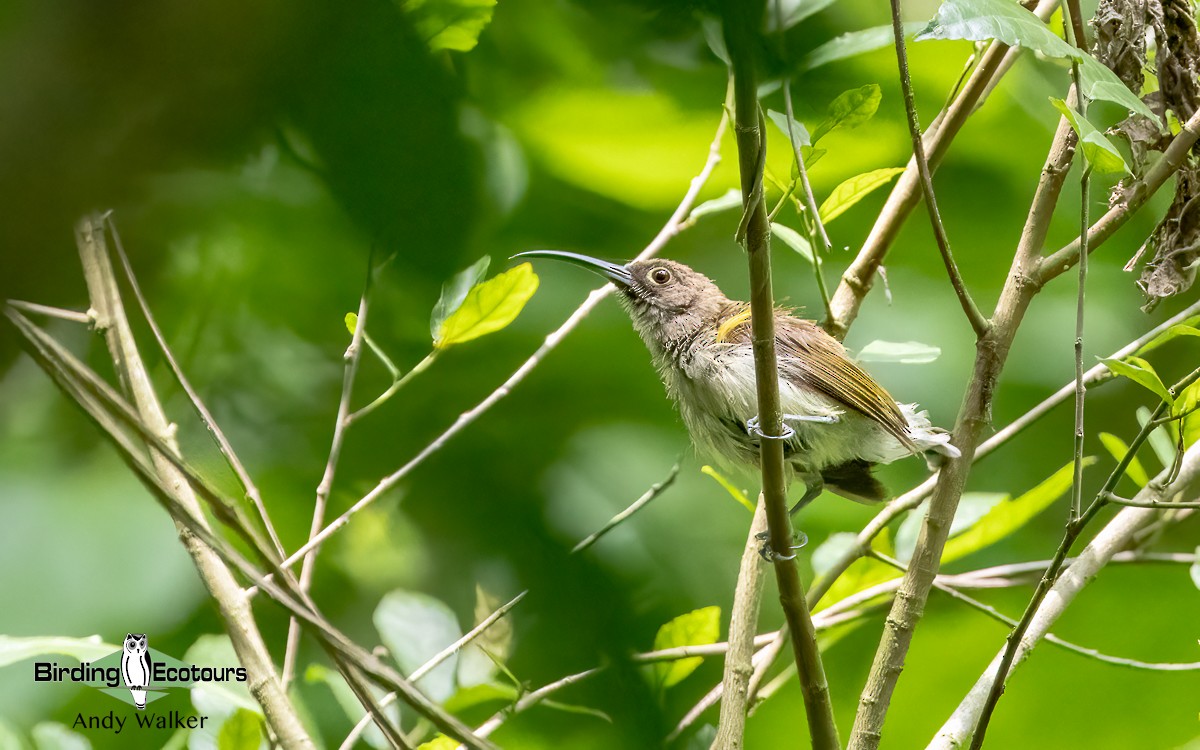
1190,546,1200,590
1100,356,1173,406
434,263,539,348
701,16,730,65
1050,98,1130,174
403,0,497,52
1078,54,1158,122
306,665,399,750
345,312,359,335
916,0,1076,59
0,635,114,668
1136,321,1200,356
770,222,815,263
30,724,90,750
688,189,743,221
444,683,518,713
895,493,1006,562
856,339,941,364
819,167,906,223
814,556,899,612
811,85,882,143
801,22,927,72
686,726,718,750
767,109,810,162
1098,432,1150,487
374,590,463,702
1136,406,1177,468
430,256,491,339
769,0,838,31
943,460,1095,563
653,606,720,689
812,533,859,576
1180,381,1200,448
417,737,459,750
216,709,263,750
700,465,756,513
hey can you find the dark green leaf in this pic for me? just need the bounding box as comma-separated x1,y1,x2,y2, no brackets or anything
811,85,882,143
818,167,906,223
1050,98,1130,174
653,606,720,689
1078,54,1158,122
701,16,730,65
769,0,839,31
430,256,491,339
916,0,1075,59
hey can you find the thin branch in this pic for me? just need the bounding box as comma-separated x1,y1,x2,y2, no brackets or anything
6,300,91,324
282,251,376,689
724,3,840,746
934,445,1200,749
347,351,438,425
780,77,834,321
824,0,1058,339
71,215,316,749
572,461,681,553
889,0,988,338
105,218,287,560
714,498,769,748
270,93,731,578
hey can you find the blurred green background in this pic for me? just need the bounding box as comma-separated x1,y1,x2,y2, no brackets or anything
1,0,1198,747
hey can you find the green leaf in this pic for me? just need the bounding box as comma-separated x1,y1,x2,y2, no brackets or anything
403,0,497,52
769,0,839,31
217,709,263,750
688,189,743,221
856,339,941,364
1098,432,1150,487
811,85,882,143
896,493,1006,563
430,256,491,339
417,737,459,750
30,724,90,750
815,556,899,612
1077,54,1158,122
1050,98,1130,174
345,312,359,335
1190,546,1200,590
1136,406,1177,468
770,222,815,263
1099,356,1173,406
1179,381,1200,448
443,683,518,713
818,167,906,223
434,263,539,348
812,533,859,576
801,22,927,72
686,726,718,750
700,465,756,513
1136,321,1200,356
767,109,810,159
0,635,115,668
916,0,1076,59
943,460,1095,563
374,590,463,702
701,16,730,65
653,606,720,689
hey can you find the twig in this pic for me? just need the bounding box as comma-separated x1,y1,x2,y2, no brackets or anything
934,445,1200,749
713,498,769,748
889,0,988,338
282,252,376,689
271,97,731,576
572,461,681,553
6,300,91,324
347,351,438,425
72,214,316,749
105,218,286,560
724,3,840,747
1102,493,1200,508
824,0,1058,339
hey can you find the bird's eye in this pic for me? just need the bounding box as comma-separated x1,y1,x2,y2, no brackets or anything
650,267,672,285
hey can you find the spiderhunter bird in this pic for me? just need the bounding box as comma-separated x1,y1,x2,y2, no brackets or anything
515,251,960,514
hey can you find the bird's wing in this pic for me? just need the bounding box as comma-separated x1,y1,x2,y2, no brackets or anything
773,318,915,450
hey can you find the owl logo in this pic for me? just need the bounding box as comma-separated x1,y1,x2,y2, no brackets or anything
120,634,152,710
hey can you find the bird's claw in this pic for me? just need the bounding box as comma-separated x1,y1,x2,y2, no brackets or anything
755,529,808,562
746,413,839,439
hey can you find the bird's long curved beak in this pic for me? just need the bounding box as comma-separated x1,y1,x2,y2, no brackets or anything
512,250,633,288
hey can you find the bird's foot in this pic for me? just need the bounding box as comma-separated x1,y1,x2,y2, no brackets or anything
746,413,839,439
754,529,808,562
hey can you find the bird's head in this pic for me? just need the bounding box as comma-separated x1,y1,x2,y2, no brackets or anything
513,251,730,350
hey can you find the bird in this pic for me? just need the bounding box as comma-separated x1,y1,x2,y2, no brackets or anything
514,251,959,514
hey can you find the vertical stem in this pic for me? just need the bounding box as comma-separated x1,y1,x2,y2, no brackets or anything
723,3,841,748
1066,6,1091,524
